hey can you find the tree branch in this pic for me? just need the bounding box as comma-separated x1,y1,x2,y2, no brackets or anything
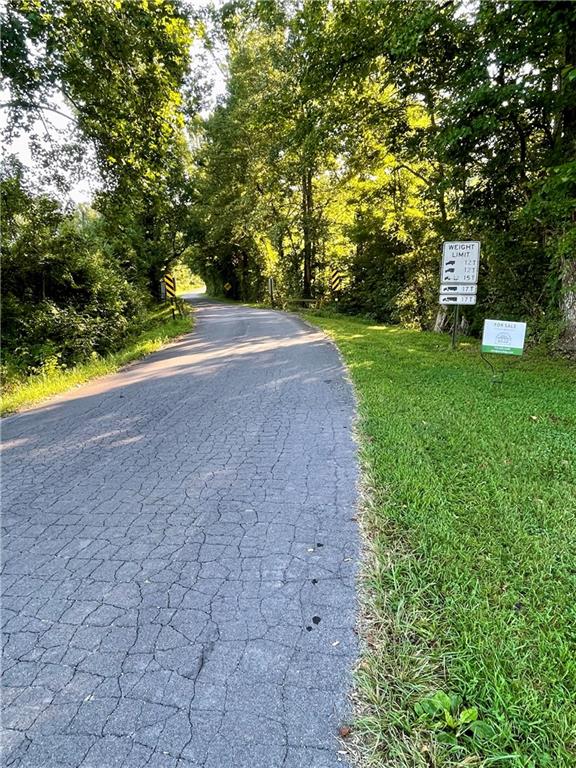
0,101,77,124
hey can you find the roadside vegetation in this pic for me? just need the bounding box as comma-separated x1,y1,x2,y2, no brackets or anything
1,304,192,416
307,312,576,767
4,2,575,358
3,2,575,763
190,1,576,353
2,0,198,394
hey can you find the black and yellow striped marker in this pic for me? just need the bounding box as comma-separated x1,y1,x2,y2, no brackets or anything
164,274,177,299
330,268,343,293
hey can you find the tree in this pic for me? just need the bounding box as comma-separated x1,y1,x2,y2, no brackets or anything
3,0,196,295
296,0,576,345
1,159,144,373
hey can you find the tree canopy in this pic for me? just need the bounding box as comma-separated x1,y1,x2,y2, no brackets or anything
2,0,576,375
2,0,197,374
188,0,576,347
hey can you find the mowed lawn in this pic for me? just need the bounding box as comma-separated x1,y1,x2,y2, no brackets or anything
308,314,576,767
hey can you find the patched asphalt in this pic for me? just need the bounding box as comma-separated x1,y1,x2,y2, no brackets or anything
1,297,359,767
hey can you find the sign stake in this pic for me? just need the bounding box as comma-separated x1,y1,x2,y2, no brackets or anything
452,305,460,350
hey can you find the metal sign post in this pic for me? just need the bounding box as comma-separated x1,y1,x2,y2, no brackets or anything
439,241,480,348
268,277,275,305
452,306,459,350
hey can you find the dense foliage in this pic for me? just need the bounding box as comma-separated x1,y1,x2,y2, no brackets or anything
1,162,145,376
1,0,196,376
3,0,574,369
188,0,576,349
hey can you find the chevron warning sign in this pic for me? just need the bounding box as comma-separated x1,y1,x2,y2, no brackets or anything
330,268,343,293
164,274,177,299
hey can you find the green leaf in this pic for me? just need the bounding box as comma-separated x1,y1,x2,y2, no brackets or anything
470,720,495,740
432,691,452,712
444,712,459,729
437,731,459,746
415,698,442,717
459,707,478,725
449,694,462,713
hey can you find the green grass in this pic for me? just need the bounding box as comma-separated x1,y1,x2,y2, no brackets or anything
305,313,576,768
1,304,193,416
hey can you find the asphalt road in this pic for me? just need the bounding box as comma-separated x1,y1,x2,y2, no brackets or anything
1,297,359,768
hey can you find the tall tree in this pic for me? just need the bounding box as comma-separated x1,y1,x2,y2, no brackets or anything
299,0,576,343
3,0,195,294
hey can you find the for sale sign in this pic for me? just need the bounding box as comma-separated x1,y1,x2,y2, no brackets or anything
482,319,527,356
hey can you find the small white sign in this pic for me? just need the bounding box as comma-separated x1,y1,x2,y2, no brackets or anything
439,294,477,305
482,319,526,356
439,284,477,295
441,241,480,283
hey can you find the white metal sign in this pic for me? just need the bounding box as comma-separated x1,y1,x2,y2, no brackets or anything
441,241,480,283
482,319,526,356
439,284,477,295
439,294,477,305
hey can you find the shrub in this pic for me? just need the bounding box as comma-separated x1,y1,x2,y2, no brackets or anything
1,173,147,374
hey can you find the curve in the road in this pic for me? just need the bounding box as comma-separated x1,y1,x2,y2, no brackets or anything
1,298,359,768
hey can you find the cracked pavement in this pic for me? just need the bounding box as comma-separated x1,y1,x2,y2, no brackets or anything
1,298,359,768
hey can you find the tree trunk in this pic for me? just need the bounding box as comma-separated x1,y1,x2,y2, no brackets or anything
434,307,448,333
423,90,454,334
241,249,249,300
302,168,314,298
148,263,163,301
560,252,576,352
559,6,576,349
142,207,163,300
432,167,452,332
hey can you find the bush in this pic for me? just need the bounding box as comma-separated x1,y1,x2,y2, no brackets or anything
1,173,147,374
